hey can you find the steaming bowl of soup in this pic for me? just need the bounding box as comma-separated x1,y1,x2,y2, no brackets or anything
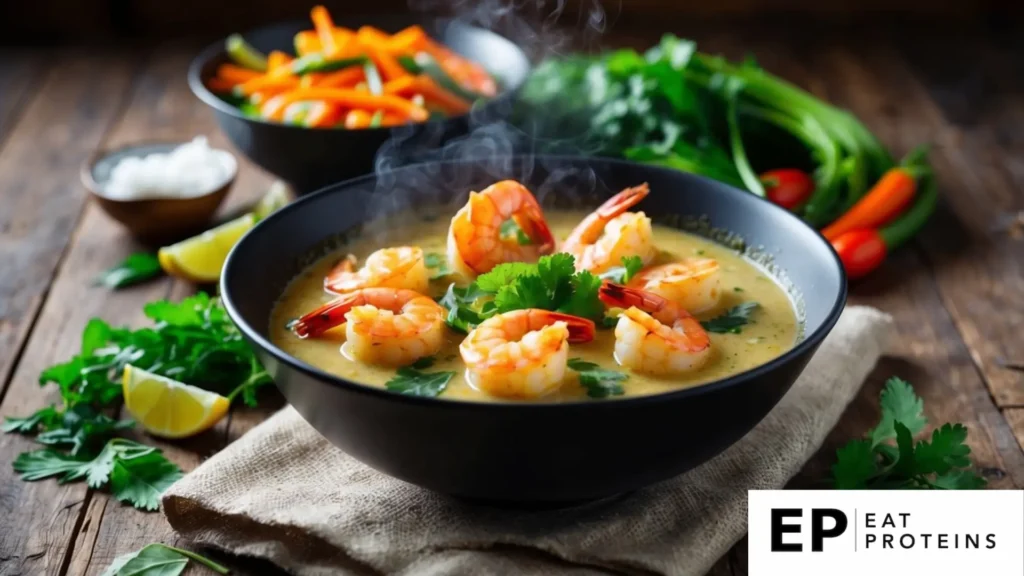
221,156,846,503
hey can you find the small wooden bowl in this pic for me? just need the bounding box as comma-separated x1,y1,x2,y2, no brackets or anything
82,141,237,245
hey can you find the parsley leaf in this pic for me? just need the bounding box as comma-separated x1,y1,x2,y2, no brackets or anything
700,301,759,334
13,439,182,509
476,263,537,293
559,271,604,319
3,406,60,434
598,255,645,284
568,358,627,398
385,367,455,397
101,543,229,576
95,253,163,289
438,283,491,333
869,377,926,446
832,378,986,490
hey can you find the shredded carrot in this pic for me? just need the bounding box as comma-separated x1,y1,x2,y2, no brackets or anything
267,50,294,72
386,25,427,53
310,6,337,56
318,67,365,89
294,30,322,56
216,63,262,84
237,74,300,96
345,109,373,129
206,77,238,93
265,87,428,122
822,168,918,240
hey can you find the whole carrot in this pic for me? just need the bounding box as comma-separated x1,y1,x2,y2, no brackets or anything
822,148,929,240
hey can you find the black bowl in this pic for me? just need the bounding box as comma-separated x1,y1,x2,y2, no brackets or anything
189,16,531,193
221,156,847,503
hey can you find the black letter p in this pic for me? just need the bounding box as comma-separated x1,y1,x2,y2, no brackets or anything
811,509,848,552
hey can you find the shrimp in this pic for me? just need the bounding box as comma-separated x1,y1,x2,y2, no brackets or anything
447,180,555,278
562,183,657,274
324,246,429,295
290,288,445,366
460,309,595,399
628,257,722,314
598,282,711,375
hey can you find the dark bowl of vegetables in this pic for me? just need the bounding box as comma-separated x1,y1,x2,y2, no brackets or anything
189,8,531,193
220,155,847,503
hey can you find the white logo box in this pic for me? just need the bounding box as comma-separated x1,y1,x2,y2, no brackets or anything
748,490,1024,575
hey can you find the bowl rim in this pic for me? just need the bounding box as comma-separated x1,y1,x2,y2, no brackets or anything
81,139,238,203
188,18,530,132
221,154,848,411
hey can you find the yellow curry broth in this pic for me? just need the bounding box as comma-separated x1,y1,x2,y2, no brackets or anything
269,211,798,402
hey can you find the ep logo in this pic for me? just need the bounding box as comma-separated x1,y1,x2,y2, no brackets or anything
770,508,848,552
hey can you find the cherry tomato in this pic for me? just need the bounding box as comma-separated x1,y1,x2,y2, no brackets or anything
760,168,815,210
830,229,887,280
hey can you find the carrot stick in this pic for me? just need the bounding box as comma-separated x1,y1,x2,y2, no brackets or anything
264,87,428,122
344,109,373,129
379,112,409,127
318,67,365,88
822,168,918,240
236,74,300,96
356,26,391,45
310,6,337,56
267,50,293,72
382,76,417,94
300,74,319,88
361,41,407,82
422,41,496,97
388,76,469,115
304,102,339,127
294,30,322,56
386,25,427,53
216,63,262,84
206,77,238,93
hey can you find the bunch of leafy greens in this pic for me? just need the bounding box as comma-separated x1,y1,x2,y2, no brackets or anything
4,292,273,510
101,543,229,576
516,34,898,227
833,378,986,490
439,253,610,333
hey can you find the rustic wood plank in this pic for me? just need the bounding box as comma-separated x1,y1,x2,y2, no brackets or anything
0,51,46,149
0,53,138,576
888,38,1024,408
66,44,277,576
1007,409,1024,458
786,39,1024,489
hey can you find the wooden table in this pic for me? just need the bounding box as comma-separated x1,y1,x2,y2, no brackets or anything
1,21,1022,576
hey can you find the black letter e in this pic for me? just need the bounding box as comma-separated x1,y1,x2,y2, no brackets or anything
771,509,802,552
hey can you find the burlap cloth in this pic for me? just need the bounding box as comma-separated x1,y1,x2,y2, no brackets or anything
163,306,893,576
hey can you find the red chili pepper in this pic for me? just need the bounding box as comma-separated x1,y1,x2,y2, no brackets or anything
759,168,815,210
829,177,937,279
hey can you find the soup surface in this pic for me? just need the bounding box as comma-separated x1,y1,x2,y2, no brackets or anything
270,211,799,402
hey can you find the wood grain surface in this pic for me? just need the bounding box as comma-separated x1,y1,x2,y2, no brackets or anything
0,22,1020,576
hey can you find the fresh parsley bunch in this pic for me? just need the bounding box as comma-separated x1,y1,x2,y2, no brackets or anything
4,292,273,510
833,377,986,490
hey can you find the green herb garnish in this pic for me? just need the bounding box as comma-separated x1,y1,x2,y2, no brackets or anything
598,255,645,284
385,367,455,397
424,252,449,279
96,253,163,289
700,301,759,334
101,543,229,576
499,219,532,245
833,378,986,490
568,358,627,398
14,439,182,511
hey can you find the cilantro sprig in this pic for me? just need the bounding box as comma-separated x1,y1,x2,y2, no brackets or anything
95,252,163,289
568,358,627,398
598,255,645,284
14,438,182,511
832,377,986,490
438,253,606,333
385,366,455,397
4,292,274,511
700,301,759,334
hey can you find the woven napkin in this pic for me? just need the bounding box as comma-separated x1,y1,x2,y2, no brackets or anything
163,306,893,576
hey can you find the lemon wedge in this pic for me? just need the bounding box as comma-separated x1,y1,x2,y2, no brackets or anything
158,213,254,282
122,365,230,439
253,181,295,221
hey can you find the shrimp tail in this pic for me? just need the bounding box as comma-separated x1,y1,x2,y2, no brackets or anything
291,292,361,338
543,311,596,343
515,213,555,254
599,281,670,313
597,183,650,219
324,254,359,293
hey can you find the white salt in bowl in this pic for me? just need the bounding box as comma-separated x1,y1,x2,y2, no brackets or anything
82,140,238,244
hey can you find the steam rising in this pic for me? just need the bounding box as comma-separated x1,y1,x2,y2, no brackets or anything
366,0,616,233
